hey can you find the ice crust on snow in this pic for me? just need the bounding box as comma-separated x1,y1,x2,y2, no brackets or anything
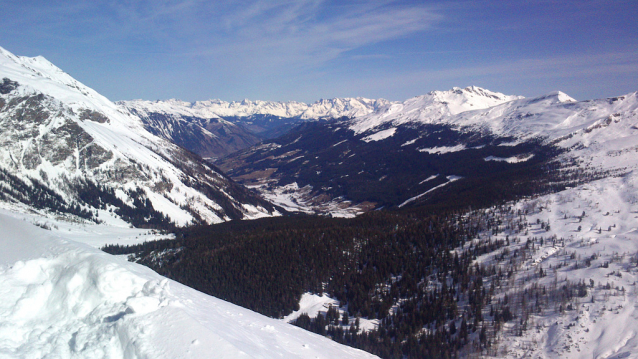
0,209,378,359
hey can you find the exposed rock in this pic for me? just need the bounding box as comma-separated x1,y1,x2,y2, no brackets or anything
0,78,18,94
79,109,109,123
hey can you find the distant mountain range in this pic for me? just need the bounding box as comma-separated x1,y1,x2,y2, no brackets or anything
118,97,392,160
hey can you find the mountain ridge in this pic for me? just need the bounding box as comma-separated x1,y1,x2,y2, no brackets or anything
0,46,278,226
120,96,392,120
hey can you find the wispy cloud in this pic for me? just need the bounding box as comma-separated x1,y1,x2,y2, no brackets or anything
194,0,442,72
8,0,441,72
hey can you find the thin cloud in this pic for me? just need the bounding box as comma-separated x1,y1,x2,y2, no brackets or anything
10,0,441,71
189,1,442,71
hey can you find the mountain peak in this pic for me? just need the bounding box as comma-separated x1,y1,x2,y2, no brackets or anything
547,90,576,103
524,91,577,106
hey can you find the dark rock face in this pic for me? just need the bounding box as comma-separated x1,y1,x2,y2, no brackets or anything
79,109,109,123
129,110,262,160
0,78,18,95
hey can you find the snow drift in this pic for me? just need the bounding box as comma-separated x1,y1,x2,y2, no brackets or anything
0,210,377,358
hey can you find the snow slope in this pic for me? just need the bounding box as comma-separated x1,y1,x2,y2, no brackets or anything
0,209,378,359
464,170,638,358
0,46,277,225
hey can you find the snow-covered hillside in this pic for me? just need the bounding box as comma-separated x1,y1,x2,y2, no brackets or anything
462,170,638,358
350,86,638,176
0,208,377,358
349,86,523,134
0,46,277,226
118,100,261,159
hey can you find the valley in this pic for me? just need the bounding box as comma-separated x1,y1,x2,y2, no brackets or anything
2,45,638,358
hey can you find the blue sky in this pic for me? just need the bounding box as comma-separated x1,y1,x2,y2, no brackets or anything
1,0,637,103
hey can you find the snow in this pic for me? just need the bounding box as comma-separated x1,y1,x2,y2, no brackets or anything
419,174,439,184
349,86,523,134
120,97,390,121
484,154,534,163
468,171,638,358
401,138,419,146
398,175,462,207
283,293,379,333
419,144,466,154
248,182,367,218
5,44,638,357
283,293,339,323
0,210,378,359
346,87,638,183
361,128,397,142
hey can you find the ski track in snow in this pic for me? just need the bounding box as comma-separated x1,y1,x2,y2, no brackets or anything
399,175,462,208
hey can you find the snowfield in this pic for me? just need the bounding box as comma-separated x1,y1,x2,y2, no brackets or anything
361,128,397,142
282,293,379,334
0,209,378,359
247,182,369,218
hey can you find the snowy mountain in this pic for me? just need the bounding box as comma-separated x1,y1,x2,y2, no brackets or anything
218,86,638,215
0,46,278,226
131,85,638,358
118,97,392,160
149,97,392,120
5,42,638,358
349,86,524,134
0,208,378,359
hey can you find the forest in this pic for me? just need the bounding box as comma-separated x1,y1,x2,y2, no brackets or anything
103,158,608,358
